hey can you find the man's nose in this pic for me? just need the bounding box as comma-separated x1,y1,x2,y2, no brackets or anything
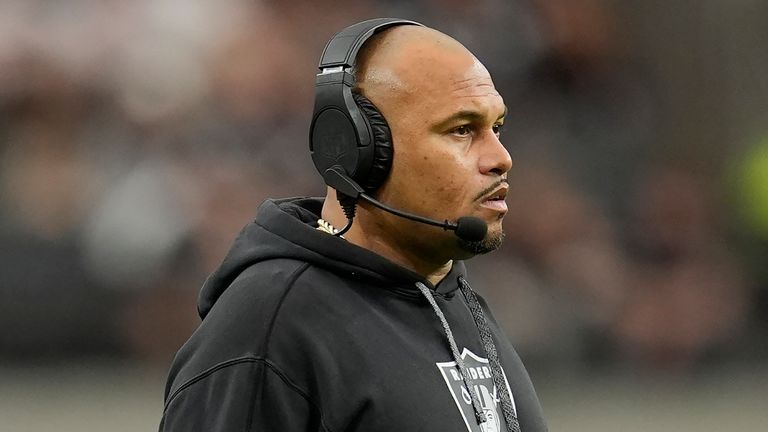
478,130,513,176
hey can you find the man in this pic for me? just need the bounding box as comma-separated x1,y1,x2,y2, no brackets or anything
160,19,547,432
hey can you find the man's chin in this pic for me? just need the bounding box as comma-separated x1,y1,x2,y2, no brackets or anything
456,230,505,256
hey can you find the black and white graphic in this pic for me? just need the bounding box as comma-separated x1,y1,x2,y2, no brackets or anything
436,348,517,432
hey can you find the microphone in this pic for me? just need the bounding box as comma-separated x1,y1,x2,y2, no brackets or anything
324,166,488,242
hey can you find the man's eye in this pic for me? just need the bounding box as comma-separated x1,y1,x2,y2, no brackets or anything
453,125,472,136
493,123,504,137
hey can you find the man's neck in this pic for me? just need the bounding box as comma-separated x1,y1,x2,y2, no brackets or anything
347,230,453,286
321,196,452,286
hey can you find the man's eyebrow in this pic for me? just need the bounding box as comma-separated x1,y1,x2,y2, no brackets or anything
432,106,508,131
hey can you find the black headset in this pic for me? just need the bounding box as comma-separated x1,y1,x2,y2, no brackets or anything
309,18,424,196
306,18,488,242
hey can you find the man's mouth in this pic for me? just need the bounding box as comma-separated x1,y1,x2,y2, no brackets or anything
479,183,508,213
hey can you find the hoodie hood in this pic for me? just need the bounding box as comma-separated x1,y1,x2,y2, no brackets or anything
198,197,466,318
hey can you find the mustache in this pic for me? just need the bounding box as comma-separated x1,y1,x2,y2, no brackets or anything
473,179,508,202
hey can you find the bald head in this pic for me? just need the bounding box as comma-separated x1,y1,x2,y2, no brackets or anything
350,25,502,154
354,26,488,102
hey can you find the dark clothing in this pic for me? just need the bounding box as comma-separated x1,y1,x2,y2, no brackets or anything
160,197,547,432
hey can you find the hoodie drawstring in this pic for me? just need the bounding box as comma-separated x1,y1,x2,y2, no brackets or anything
416,278,522,432
458,276,521,432
415,282,487,425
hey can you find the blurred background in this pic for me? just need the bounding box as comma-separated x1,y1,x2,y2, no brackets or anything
1,0,767,430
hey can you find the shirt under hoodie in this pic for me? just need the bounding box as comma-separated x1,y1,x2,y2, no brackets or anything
160,197,547,432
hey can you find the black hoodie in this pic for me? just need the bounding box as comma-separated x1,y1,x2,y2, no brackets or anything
160,197,547,432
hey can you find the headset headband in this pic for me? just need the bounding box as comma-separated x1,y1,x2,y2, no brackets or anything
318,18,422,72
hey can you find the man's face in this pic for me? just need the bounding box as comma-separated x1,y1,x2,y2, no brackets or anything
361,38,511,259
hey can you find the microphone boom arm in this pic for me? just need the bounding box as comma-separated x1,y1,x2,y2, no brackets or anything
359,193,455,230
323,166,486,241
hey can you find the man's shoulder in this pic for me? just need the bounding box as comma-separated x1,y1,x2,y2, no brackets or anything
207,259,355,320
168,260,347,386
227,258,313,297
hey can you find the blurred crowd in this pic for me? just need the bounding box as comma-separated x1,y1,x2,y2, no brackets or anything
1,0,766,375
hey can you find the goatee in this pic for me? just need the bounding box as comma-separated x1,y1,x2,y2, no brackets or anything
457,231,504,255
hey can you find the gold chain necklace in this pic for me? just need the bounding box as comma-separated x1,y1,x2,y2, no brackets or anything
316,218,340,236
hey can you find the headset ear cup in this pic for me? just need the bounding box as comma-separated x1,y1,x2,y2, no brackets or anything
352,92,393,194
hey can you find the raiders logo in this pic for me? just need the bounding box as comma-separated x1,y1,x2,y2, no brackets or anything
436,348,517,432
